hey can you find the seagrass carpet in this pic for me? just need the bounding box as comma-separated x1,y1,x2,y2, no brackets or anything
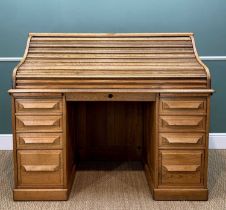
0,150,225,210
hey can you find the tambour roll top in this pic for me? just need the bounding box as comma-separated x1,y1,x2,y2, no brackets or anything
12,33,211,90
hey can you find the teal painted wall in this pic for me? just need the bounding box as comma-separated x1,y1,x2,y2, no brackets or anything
0,0,226,133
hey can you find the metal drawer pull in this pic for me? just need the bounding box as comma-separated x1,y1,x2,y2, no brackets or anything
23,164,59,172
163,165,200,172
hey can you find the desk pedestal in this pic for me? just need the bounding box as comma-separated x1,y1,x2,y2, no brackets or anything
11,92,210,201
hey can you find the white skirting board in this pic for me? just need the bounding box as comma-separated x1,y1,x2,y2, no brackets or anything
209,133,226,149
0,133,226,150
0,134,13,150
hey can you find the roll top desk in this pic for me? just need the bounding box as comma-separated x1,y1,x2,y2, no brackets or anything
9,33,213,201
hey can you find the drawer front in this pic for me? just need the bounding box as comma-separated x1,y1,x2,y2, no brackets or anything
16,133,63,149
66,92,156,102
159,150,204,186
159,116,206,132
16,115,63,132
15,99,62,114
17,150,63,187
160,98,206,114
159,133,205,148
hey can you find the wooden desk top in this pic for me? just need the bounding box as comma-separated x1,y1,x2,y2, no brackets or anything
11,33,211,91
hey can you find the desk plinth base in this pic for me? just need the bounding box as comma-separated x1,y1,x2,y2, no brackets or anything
13,189,69,201
13,179,208,202
152,189,208,201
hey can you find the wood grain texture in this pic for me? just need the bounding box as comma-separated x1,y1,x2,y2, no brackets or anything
159,115,206,132
13,189,68,201
66,92,156,101
16,115,63,132
159,150,204,186
9,89,214,94
68,101,147,161
16,133,63,149
159,133,205,148
156,93,209,200
10,33,212,201
153,188,208,201
160,97,206,115
17,150,64,187
15,98,62,114
12,33,210,90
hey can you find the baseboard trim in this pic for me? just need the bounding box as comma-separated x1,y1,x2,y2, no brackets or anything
1,133,226,150
0,134,13,150
209,133,226,149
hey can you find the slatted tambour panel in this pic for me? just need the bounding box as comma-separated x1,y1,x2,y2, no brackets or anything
14,33,208,89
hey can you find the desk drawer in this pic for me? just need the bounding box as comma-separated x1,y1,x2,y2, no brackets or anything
17,133,63,149
17,150,63,187
159,116,205,132
16,99,62,114
66,92,156,101
159,150,204,186
159,133,205,148
16,115,63,132
160,98,206,115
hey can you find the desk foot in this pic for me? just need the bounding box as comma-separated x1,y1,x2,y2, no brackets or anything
152,188,208,201
13,188,69,201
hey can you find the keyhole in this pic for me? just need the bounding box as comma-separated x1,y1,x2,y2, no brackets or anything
108,94,113,98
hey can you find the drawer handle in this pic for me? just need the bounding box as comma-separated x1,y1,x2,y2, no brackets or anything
163,165,200,172
22,119,58,126
21,137,59,144
163,136,202,144
162,117,203,126
22,164,59,172
164,101,203,109
21,102,58,109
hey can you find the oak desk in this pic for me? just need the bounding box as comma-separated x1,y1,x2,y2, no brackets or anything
9,33,213,201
